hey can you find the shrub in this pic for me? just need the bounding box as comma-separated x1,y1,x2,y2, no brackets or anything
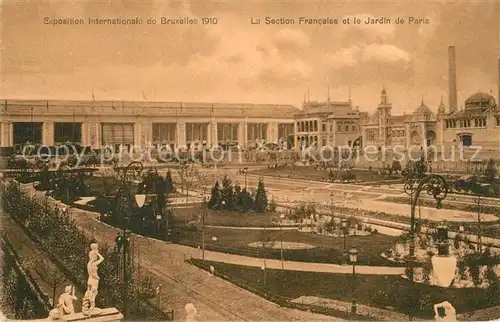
254,178,268,213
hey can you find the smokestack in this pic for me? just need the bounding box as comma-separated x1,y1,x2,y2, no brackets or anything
448,46,457,113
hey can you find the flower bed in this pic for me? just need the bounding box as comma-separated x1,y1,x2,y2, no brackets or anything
247,241,316,250
381,233,500,288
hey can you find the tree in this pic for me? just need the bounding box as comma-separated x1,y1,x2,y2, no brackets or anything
220,175,234,210
233,183,243,211
164,170,175,195
208,181,222,210
254,178,268,212
391,159,402,174
240,188,254,212
484,158,497,183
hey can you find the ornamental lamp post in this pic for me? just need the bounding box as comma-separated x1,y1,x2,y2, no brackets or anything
341,218,348,259
348,248,358,315
243,167,248,190
406,173,449,320
114,229,132,318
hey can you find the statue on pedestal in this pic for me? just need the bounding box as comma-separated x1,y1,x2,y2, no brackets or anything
48,285,77,320
82,243,104,316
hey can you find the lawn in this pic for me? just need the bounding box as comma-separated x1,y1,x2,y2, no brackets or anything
173,207,278,227
190,259,500,319
252,166,403,183
173,226,397,266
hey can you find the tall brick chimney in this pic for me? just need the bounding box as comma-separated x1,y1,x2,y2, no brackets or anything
448,46,458,113
497,58,500,106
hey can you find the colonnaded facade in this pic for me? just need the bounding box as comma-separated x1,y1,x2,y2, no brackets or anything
0,100,297,152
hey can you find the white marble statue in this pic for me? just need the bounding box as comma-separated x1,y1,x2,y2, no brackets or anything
47,285,78,320
82,243,104,316
434,301,457,321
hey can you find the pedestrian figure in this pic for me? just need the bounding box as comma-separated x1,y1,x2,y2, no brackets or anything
185,303,197,322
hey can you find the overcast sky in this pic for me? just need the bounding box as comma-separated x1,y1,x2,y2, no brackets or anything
1,0,499,115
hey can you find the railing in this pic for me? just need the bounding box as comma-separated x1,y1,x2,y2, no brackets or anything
186,258,376,321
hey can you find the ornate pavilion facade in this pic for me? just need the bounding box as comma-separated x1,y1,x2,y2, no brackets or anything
360,48,500,154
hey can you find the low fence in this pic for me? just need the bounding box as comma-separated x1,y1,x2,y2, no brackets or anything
186,258,375,321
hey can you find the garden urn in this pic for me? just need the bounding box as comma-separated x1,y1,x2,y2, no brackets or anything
431,255,457,287
395,243,405,255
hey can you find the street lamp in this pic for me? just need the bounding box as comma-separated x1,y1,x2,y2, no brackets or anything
242,167,248,190
201,196,208,261
279,213,285,270
114,229,132,318
407,174,448,320
329,192,335,218
348,248,358,315
341,218,348,259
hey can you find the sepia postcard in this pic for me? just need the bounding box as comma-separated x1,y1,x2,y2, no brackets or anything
1,0,500,321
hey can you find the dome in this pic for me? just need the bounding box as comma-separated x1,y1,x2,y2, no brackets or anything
412,103,434,121
413,103,432,115
465,92,496,108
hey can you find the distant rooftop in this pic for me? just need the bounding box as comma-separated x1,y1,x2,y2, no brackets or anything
2,99,299,118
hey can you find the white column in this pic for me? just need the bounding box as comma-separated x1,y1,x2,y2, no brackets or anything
177,121,186,148
238,122,245,147
89,119,99,148
8,122,13,147
82,121,89,146
0,122,4,147
211,120,219,145
268,121,278,143
43,121,54,146
405,123,411,150
244,118,248,148
421,123,426,148
134,122,141,146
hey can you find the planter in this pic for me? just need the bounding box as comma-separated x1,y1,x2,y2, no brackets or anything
431,255,457,287
395,243,405,255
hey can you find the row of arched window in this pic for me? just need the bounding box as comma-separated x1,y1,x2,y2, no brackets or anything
297,136,318,146
297,120,318,132
446,118,487,129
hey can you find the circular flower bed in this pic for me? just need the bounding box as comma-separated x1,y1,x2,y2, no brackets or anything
247,241,316,250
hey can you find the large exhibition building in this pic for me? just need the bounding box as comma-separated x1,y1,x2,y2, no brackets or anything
1,47,499,154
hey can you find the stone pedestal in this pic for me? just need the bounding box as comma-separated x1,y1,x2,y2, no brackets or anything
61,307,123,322
432,255,457,287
